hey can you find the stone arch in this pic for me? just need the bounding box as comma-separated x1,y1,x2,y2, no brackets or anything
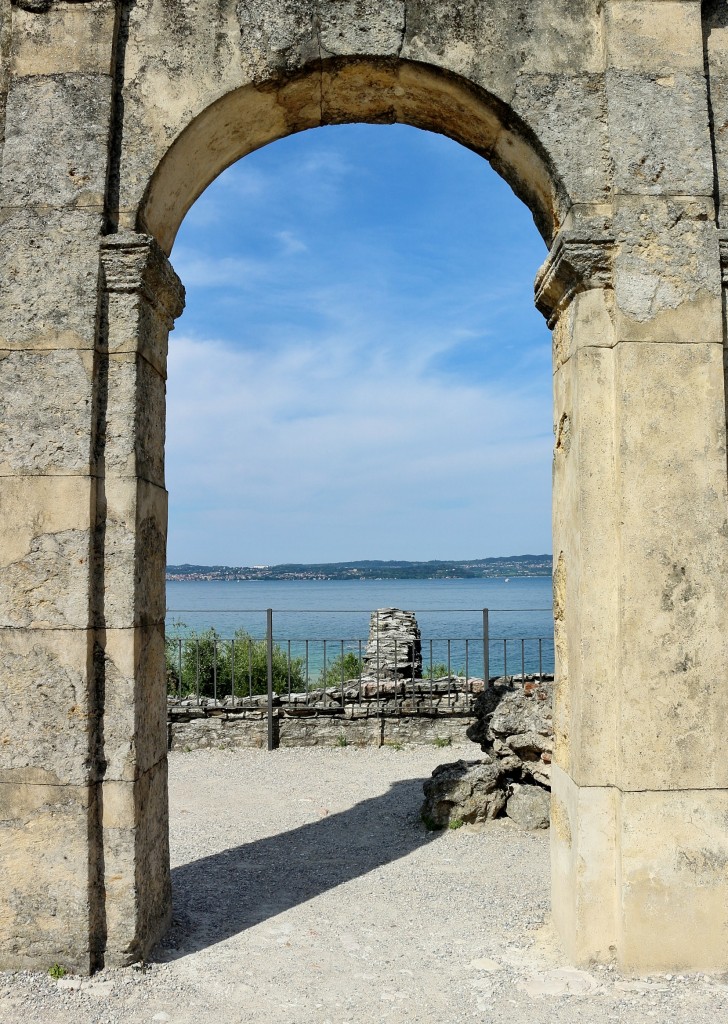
138,58,570,255
2,0,728,979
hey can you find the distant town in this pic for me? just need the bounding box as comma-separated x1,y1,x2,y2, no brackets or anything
166,555,552,582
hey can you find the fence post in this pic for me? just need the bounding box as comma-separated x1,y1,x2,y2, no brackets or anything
482,608,490,689
266,608,274,751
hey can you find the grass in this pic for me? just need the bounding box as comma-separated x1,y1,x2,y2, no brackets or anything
433,736,452,748
48,964,66,980
448,818,464,830
335,734,349,747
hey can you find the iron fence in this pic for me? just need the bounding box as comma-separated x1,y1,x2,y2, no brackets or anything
165,607,554,750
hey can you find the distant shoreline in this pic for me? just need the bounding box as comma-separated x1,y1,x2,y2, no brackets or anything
166,555,553,583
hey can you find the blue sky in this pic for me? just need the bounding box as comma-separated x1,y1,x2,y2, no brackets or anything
166,123,553,565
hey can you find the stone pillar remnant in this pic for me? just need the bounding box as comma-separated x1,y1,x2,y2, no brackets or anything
363,608,422,681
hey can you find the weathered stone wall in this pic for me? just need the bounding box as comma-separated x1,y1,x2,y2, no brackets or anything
118,0,608,252
169,709,476,752
168,671,489,748
2,0,728,976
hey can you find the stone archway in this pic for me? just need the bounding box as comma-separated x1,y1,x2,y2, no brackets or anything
2,0,728,975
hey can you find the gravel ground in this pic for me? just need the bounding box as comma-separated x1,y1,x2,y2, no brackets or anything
2,744,728,1024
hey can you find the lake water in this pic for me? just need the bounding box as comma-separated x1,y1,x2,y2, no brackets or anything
166,576,554,677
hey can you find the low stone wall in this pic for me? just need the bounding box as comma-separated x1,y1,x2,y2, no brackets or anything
168,707,477,751
168,674,554,752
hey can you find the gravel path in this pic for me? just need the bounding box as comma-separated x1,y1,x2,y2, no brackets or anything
2,745,728,1023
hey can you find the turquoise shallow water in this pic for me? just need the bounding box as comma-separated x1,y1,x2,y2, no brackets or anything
166,576,554,677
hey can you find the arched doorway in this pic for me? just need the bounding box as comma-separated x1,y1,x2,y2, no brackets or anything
2,3,727,975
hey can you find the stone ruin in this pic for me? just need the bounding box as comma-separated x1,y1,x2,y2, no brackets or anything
362,608,422,681
169,607,470,722
422,675,554,831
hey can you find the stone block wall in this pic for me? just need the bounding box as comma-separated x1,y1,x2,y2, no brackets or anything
167,674,555,751
168,708,476,751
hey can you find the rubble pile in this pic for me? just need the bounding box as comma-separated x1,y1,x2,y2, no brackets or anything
421,675,554,830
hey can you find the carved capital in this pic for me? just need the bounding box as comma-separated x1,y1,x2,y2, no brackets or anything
535,231,615,328
101,232,186,326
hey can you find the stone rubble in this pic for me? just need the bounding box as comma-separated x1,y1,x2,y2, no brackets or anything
506,782,551,831
422,675,554,830
421,758,507,827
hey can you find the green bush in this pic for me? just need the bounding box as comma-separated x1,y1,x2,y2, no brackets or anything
423,662,466,678
166,626,304,699
319,650,363,687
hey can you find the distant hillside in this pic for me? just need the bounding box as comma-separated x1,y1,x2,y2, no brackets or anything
166,555,552,582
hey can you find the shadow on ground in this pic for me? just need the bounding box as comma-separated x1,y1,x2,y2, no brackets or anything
154,776,439,961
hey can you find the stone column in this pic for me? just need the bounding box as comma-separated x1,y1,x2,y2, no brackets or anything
98,232,185,966
0,0,122,973
543,0,728,972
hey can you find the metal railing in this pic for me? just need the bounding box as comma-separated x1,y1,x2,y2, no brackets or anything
165,607,554,750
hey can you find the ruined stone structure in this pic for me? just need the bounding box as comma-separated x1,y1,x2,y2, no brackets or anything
1,0,728,976
362,607,423,680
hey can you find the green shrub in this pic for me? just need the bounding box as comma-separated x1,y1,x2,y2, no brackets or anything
423,662,466,679
166,626,304,699
319,650,363,687
166,626,219,697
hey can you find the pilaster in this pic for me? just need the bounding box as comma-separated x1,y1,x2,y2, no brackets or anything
97,231,184,965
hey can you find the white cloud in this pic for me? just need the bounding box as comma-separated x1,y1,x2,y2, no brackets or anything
171,248,271,289
165,123,554,563
178,143,355,233
165,327,552,564
276,230,308,255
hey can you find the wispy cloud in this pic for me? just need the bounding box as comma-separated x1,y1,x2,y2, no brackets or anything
276,230,309,255
166,327,551,563
171,249,272,289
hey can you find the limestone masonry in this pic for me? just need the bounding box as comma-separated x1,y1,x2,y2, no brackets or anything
2,0,728,976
